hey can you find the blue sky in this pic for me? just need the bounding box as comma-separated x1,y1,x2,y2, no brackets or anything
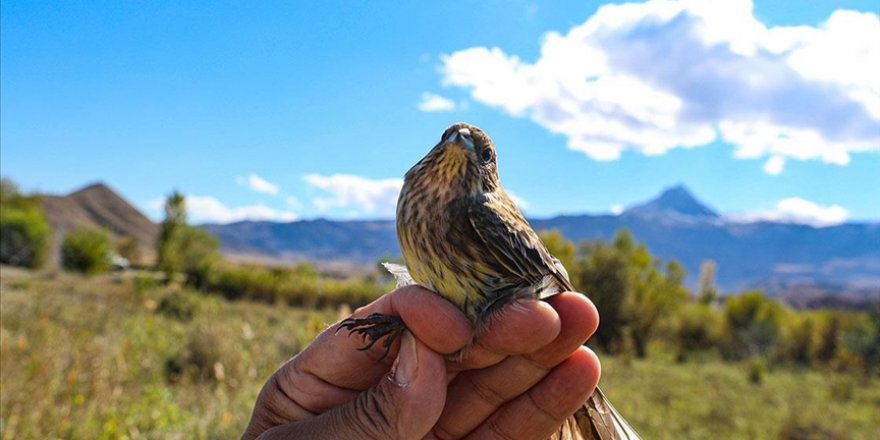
2,0,878,225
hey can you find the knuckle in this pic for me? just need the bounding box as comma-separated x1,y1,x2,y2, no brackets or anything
488,417,519,440
431,424,459,440
471,379,508,407
342,386,399,439
527,390,562,423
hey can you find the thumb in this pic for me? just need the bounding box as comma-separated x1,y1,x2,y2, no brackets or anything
338,331,447,439
260,331,447,440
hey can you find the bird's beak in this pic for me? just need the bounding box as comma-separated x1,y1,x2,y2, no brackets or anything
444,127,476,152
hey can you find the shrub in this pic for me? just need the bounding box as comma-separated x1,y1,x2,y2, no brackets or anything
812,311,842,364
747,358,767,385
836,313,879,375
0,202,52,268
157,293,197,321
779,314,815,365
61,228,112,274
674,303,722,360
722,291,782,359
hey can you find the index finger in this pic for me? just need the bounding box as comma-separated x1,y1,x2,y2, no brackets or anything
295,285,473,390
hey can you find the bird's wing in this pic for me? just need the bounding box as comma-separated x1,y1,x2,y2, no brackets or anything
467,193,574,296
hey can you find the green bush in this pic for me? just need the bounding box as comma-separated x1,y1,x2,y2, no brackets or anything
779,314,815,365
200,262,386,309
722,291,782,359
0,201,52,268
157,293,197,321
812,311,842,364
747,358,768,385
674,303,722,360
61,228,112,274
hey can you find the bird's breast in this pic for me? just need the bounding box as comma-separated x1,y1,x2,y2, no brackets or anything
396,186,500,322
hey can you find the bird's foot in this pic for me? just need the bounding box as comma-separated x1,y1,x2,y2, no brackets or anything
337,313,406,361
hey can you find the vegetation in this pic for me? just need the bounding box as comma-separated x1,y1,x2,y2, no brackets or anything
543,229,688,357
155,191,223,287
201,262,387,308
156,190,219,281
538,229,880,373
1,269,877,439
0,178,52,268
1,180,877,438
116,236,142,266
60,228,113,274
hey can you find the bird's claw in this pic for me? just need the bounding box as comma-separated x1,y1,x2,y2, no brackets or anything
337,313,406,361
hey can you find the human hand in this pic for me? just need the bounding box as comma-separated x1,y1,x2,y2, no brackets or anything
241,285,600,440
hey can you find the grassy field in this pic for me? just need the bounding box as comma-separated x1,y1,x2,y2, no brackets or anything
1,268,878,439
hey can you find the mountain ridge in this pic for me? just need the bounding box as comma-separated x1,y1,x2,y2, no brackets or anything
34,182,879,302
205,186,880,299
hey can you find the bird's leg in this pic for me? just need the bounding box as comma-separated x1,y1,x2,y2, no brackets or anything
336,313,406,361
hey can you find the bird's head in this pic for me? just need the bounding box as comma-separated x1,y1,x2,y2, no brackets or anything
405,122,501,197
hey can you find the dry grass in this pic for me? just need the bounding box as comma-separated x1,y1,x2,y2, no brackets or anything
1,268,335,439
1,267,878,439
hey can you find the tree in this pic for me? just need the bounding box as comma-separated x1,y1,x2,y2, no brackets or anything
0,178,52,268
154,190,221,286
575,231,634,353
1,178,22,202
574,229,689,357
812,312,841,364
625,247,688,357
723,291,782,358
175,226,220,289
61,228,112,274
698,260,718,305
157,190,186,277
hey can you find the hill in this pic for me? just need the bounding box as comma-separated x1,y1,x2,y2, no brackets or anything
41,182,159,264
206,186,880,300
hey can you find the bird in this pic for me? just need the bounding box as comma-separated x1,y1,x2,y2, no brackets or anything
339,122,640,439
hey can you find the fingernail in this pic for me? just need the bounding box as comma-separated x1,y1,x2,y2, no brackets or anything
390,331,418,387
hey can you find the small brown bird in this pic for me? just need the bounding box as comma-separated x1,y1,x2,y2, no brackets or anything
340,122,640,439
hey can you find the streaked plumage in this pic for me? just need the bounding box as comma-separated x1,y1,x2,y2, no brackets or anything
343,123,640,439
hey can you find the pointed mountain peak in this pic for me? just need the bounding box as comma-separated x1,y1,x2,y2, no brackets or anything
71,181,115,197
624,185,719,219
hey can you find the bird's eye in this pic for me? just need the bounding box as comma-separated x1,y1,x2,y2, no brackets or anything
481,148,493,163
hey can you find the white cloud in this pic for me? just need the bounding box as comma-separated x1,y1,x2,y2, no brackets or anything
727,197,849,227
763,156,785,175
304,174,403,217
187,196,297,223
440,0,880,167
506,190,530,209
611,204,624,215
143,195,298,223
417,92,457,112
236,173,279,195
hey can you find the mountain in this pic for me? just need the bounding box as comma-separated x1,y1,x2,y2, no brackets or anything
205,186,880,302
207,219,397,262
41,182,159,264
623,184,719,219
39,182,876,303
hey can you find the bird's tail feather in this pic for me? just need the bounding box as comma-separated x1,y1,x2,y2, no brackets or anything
551,387,641,440
382,262,416,287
